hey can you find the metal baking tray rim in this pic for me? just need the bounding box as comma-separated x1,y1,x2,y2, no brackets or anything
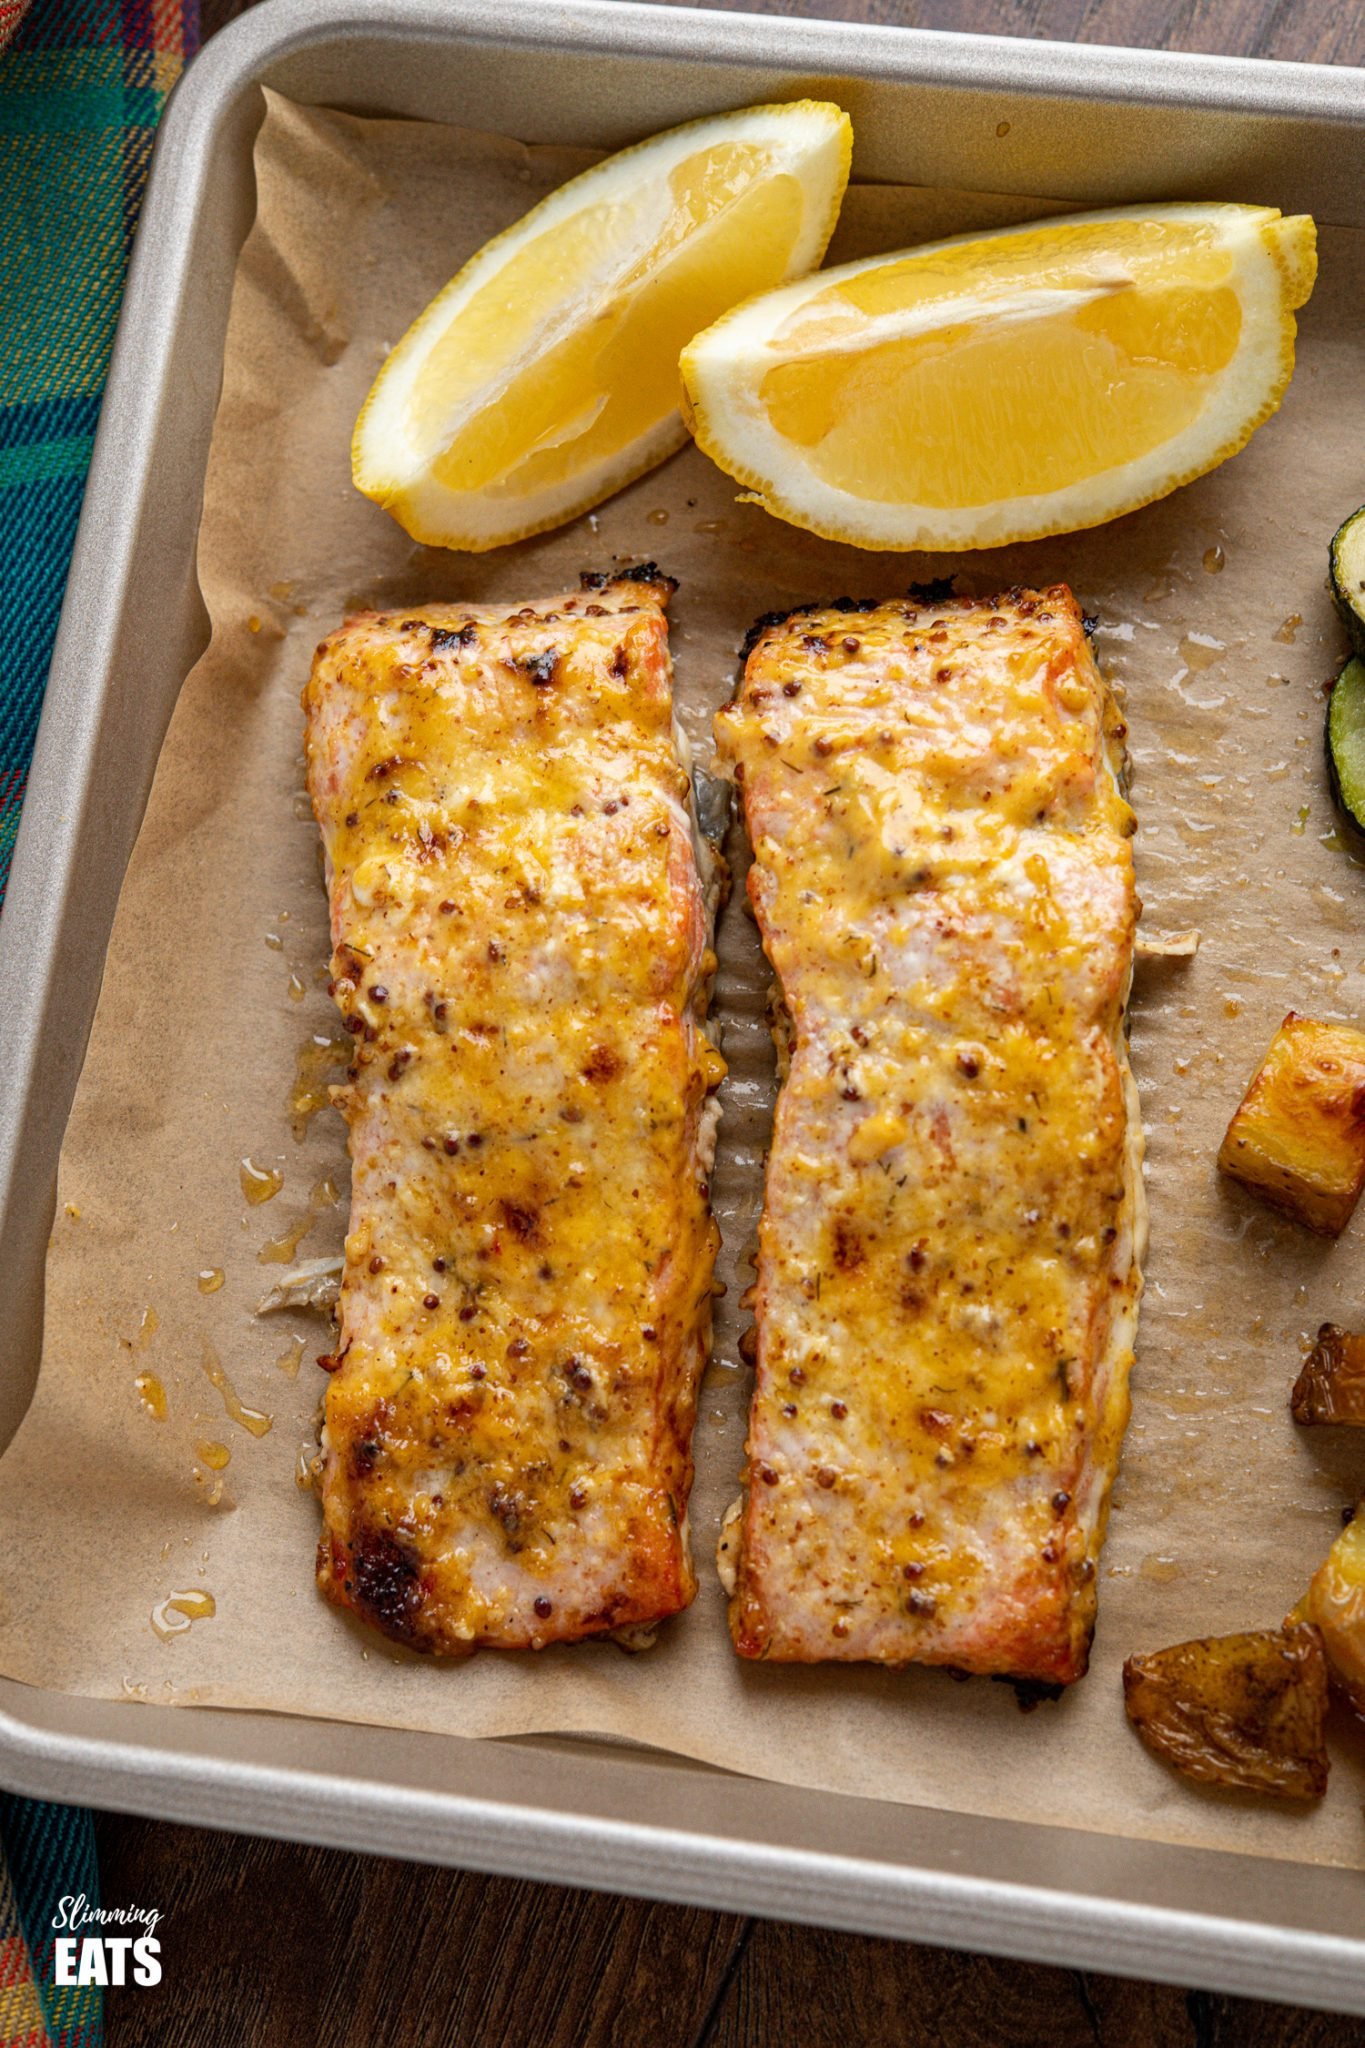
10,1689,1365,2012
183,0,1365,125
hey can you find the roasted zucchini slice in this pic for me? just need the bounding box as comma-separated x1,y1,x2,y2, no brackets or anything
1330,506,1365,659
1217,1012,1365,1237
1293,1512,1365,1716
1327,657,1365,839
1123,1623,1330,1801
1291,1324,1365,1425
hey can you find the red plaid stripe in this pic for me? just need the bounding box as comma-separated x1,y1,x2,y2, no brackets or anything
0,1,30,51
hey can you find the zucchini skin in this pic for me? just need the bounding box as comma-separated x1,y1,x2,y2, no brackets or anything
1326,657,1365,845
1330,506,1365,661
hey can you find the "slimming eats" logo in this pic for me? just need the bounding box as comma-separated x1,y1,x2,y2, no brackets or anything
51,1894,163,1986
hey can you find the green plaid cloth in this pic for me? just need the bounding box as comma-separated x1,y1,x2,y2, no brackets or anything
2,1,198,2039
0,1800,102,2048
1,0,198,903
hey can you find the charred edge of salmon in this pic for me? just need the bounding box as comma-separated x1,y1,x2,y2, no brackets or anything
994,1674,1070,1711
737,582,1101,670
738,594,886,668
321,1529,691,1655
322,1527,435,1653
579,560,677,595
317,566,678,660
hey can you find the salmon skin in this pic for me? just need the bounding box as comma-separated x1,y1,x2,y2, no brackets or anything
715,587,1143,1685
303,568,723,1653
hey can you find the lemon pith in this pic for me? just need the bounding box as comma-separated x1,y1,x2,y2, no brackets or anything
680,204,1318,551
353,101,853,552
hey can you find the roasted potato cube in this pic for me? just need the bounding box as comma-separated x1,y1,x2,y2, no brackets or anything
1291,1325,1365,1425
1293,1511,1365,1716
1217,1013,1365,1236
1122,1623,1329,1801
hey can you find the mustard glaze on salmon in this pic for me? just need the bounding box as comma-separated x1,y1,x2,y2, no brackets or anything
716,586,1143,1683
304,569,722,1653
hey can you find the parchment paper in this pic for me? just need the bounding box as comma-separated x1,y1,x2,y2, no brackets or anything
4,90,1365,1869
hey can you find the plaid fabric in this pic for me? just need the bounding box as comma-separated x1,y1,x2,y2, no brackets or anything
0,1852,48,2048
0,0,198,905
1,2,198,2040
0,1799,102,2048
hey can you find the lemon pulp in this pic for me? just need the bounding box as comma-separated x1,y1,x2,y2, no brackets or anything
422,146,804,497
757,221,1245,506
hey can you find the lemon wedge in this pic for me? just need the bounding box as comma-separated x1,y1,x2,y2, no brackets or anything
354,101,852,552
680,203,1317,551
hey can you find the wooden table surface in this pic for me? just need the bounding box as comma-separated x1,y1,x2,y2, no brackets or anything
101,0,1363,2041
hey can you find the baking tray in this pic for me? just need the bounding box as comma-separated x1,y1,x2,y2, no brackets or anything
4,0,1365,2009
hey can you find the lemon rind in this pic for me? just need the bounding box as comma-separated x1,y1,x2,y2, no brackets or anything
382,417,694,555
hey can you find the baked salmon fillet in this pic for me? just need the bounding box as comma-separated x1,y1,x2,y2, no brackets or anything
303,567,723,1654
715,586,1144,1684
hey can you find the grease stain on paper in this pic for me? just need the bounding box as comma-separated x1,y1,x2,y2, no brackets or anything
150,1590,216,1641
